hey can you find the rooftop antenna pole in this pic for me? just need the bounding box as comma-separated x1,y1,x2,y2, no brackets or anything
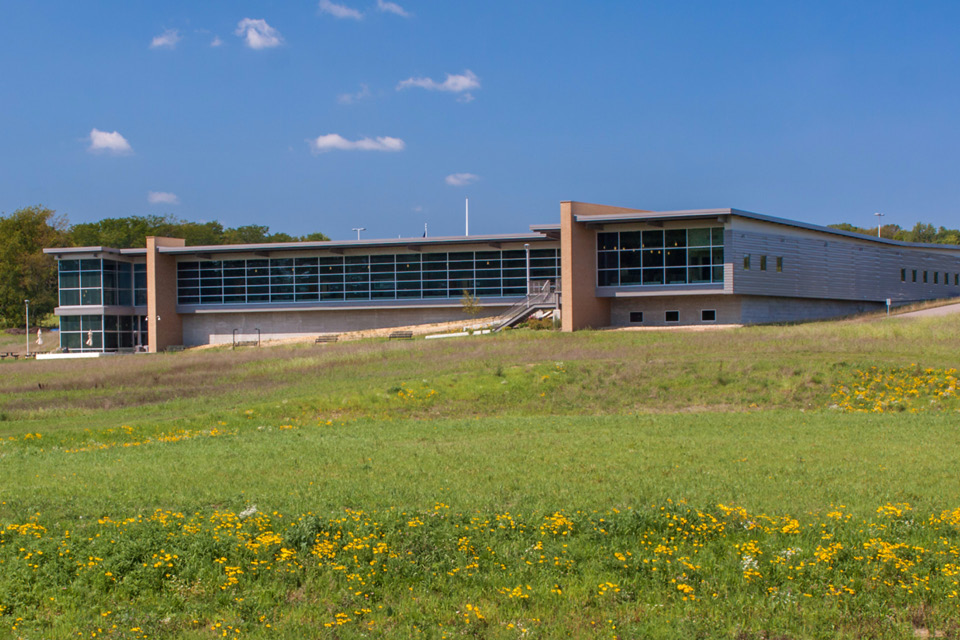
424,222,428,238
874,212,885,238
465,198,469,236
352,227,366,240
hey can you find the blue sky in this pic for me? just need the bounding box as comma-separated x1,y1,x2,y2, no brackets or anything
2,1,959,240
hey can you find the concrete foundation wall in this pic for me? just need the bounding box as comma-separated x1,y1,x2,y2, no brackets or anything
610,295,741,327
181,307,499,345
739,295,883,324
610,294,884,327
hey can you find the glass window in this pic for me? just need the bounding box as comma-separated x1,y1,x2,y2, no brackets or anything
642,230,664,248
912,270,917,283
743,254,751,270
760,256,767,271
598,270,619,286
619,231,643,250
664,229,686,248
900,268,906,282
701,309,716,322
665,310,679,323
687,228,711,247
629,311,643,323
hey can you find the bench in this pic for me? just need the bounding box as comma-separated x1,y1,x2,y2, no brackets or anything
388,331,413,340
233,341,258,348
315,334,339,344
165,345,186,352
0,352,19,360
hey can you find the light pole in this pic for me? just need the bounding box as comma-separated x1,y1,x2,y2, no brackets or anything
352,227,366,240
524,244,531,296
24,300,30,357
874,212,885,238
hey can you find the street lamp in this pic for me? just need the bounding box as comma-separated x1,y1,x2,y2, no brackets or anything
24,299,29,357
352,227,366,240
874,212,885,238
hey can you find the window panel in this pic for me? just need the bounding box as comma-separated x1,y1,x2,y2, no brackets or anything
687,228,711,247
597,233,619,251
620,231,643,249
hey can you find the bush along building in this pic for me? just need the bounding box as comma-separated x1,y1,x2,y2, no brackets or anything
43,202,960,352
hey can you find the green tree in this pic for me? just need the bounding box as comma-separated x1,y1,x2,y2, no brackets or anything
460,289,482,317
909,222,937,244
299,231,332,242
0,206,68,327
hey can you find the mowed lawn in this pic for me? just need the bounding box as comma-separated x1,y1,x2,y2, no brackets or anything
1,314,959,638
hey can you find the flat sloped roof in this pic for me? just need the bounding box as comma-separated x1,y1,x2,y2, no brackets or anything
575,207,960,252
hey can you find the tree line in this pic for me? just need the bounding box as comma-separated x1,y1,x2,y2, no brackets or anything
0,205,329,327
828,221,960,245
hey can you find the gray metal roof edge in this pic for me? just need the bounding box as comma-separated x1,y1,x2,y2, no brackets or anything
577,208,960,252
530,222,561,231
154,232,555,255
43,246,147,257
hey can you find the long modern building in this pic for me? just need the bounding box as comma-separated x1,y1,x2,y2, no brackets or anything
44,201,960,352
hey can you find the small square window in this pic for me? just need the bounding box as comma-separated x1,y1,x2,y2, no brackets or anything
701,309,716,322
665,310,679,323
743,254,751,270
629,311,643,323
759,255,767,271
776,257,783,273
900,268,906,282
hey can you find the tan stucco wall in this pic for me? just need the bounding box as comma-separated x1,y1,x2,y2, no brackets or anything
560,202,651,331
146,237,185,352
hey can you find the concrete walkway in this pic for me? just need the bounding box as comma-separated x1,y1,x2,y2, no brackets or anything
894,302,960,319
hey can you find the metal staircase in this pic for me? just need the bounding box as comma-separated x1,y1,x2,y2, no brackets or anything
492,280,559,331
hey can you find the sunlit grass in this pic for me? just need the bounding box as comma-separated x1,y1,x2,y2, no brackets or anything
2,314,960,637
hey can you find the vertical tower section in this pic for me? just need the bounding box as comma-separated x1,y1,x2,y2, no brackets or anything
146,236,185,352
561,202,647,330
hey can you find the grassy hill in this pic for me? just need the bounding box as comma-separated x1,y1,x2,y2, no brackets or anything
1,315,959,638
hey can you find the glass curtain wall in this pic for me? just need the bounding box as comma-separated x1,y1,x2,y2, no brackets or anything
176,249,560,305
59,315,148,352
58,259,147,307
597,228,724,287
57,258,147,352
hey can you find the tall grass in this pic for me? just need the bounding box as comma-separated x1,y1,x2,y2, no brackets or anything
1,315,959,637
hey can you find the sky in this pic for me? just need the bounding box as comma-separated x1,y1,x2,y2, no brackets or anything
2,1,960,241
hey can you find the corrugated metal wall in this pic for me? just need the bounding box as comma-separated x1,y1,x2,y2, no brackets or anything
729,218,960,302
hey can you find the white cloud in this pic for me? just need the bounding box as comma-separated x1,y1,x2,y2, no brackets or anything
210,36,223,47
319,0,363,19
308,134,405,153
148,191,180,205
150,29,181,49
235,18,284,49
337,84,372,104
377,0,410,17
87,129,132,155
445,173,480,187
397,70,480,102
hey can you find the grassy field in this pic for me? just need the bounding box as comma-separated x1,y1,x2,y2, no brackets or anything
1,314,960,638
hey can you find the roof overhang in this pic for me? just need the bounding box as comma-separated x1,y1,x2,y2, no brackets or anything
43,247,146,258
575,207,960,251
